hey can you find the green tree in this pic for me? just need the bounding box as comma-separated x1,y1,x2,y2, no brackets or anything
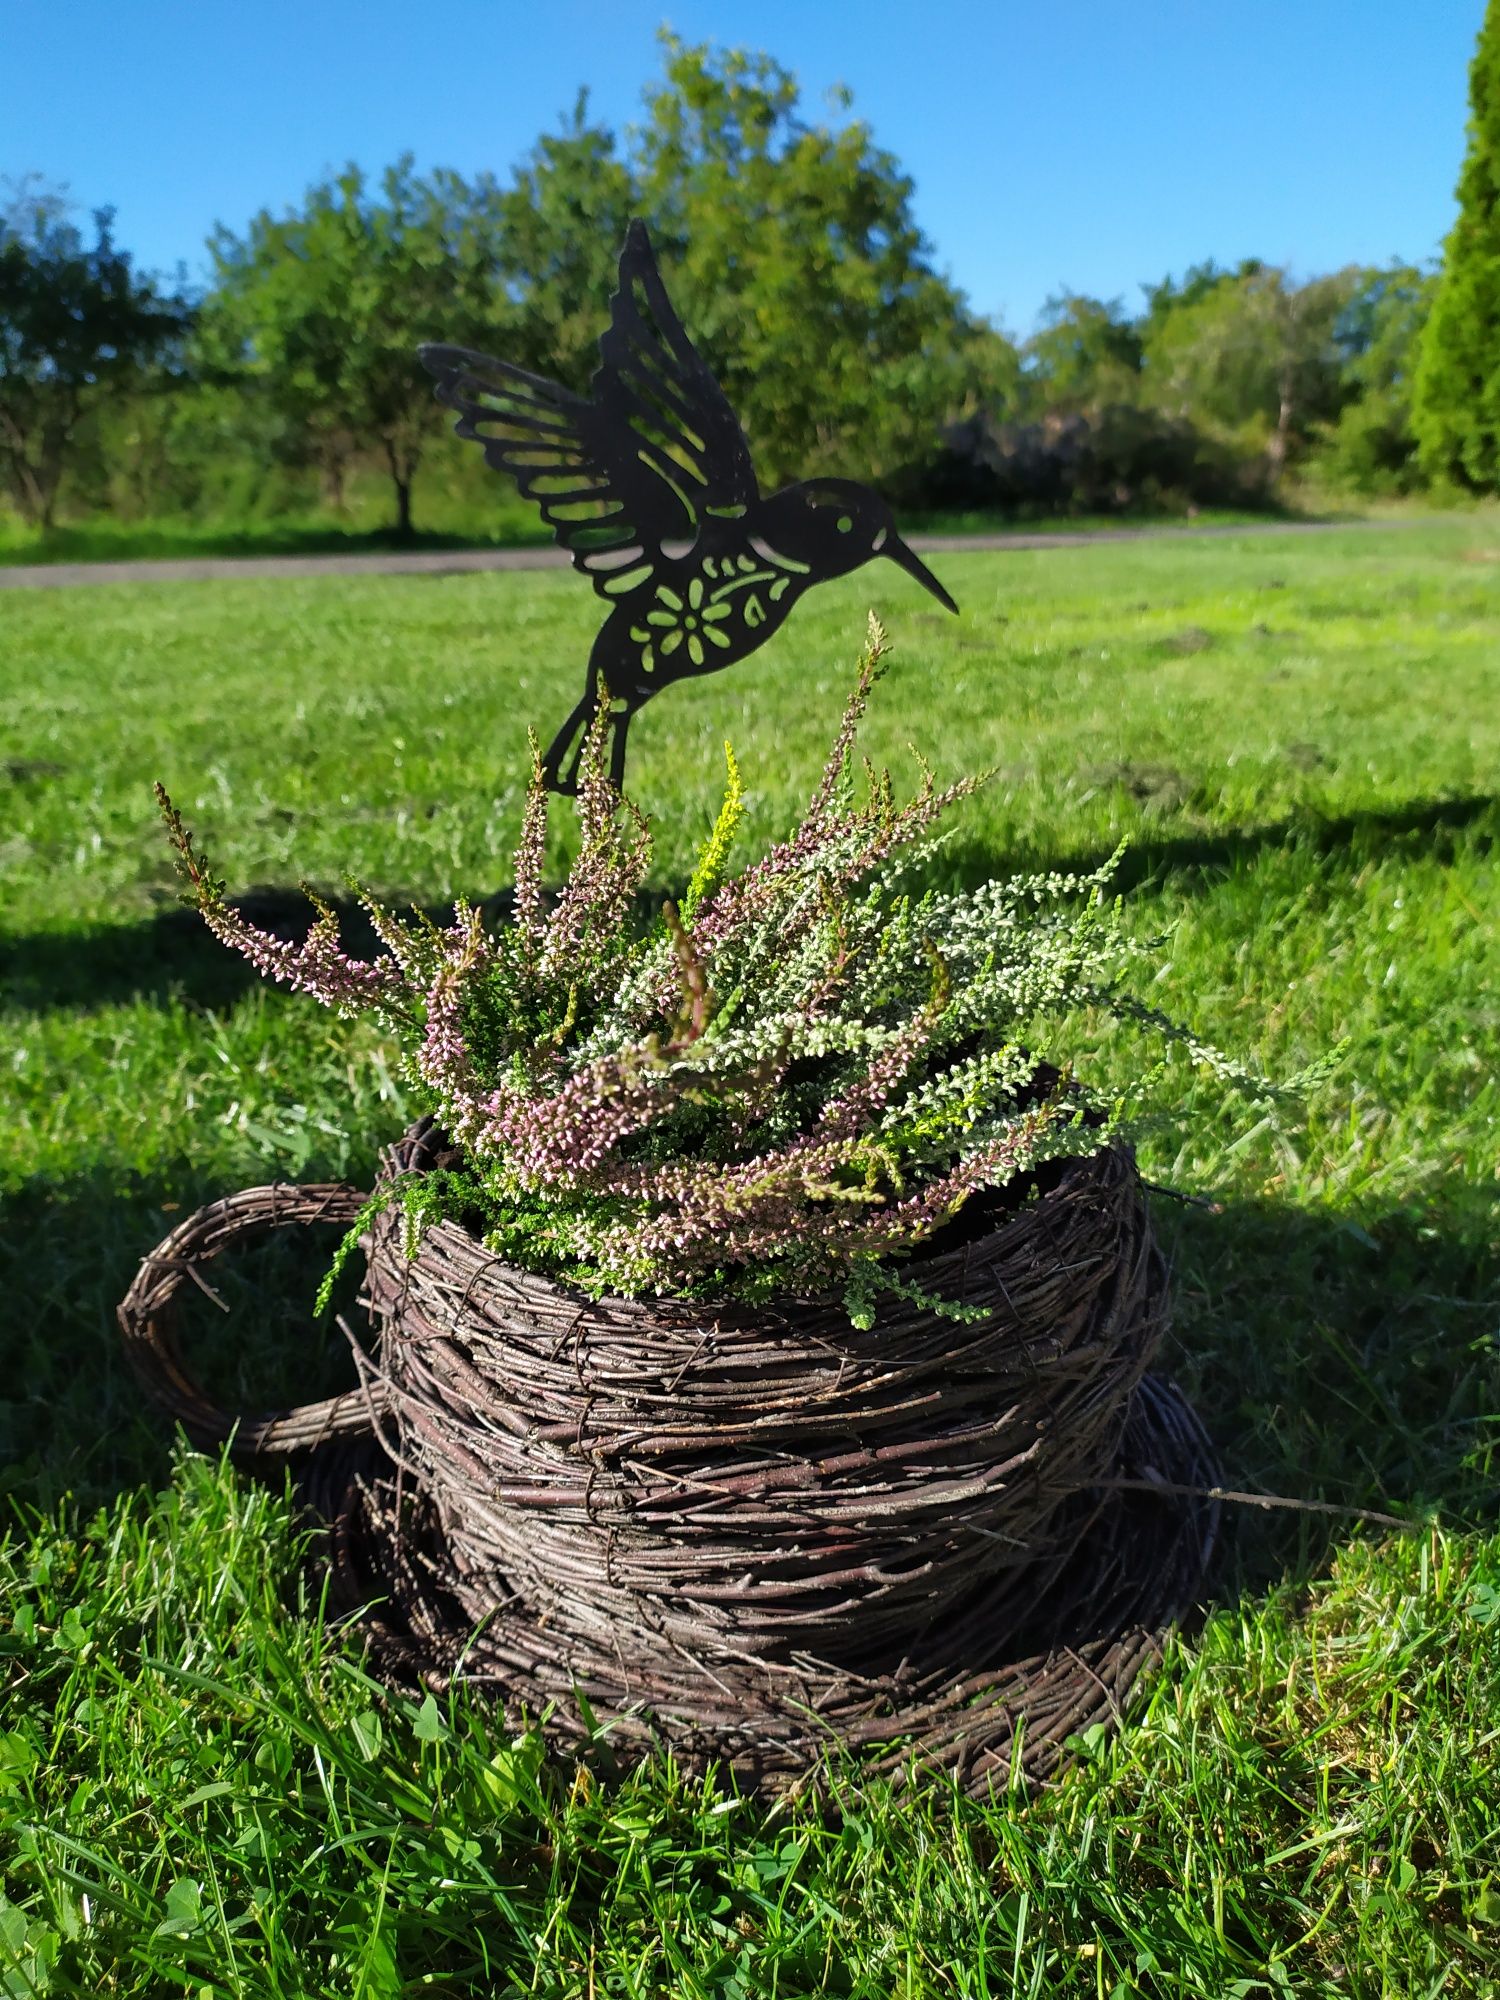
1138,261,1232,343
0,181,188,528
499,37,987,490
205,159,506,535
635,38,979,486
1022,294,1143,412
493,93,638,390
1142,263,1357,479
1318,263,1436,492
1413,0,1500,488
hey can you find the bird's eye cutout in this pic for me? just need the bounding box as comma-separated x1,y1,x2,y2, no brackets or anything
837,515,852,533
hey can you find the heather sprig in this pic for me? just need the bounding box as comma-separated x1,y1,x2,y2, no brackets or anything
155,783,415,1024
157,613,1270,1316
681,740,744,922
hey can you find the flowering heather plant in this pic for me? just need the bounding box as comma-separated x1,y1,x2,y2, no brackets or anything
158,615,1271,1321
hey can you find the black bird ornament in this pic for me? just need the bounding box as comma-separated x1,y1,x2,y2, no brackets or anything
420,220,959,794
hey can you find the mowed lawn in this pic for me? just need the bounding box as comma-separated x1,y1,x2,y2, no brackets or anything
1,516,1497,1996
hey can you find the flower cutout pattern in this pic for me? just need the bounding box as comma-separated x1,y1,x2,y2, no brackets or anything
639,577,734,668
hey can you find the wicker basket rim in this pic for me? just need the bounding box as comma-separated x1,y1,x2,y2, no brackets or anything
371,1126,1134,1336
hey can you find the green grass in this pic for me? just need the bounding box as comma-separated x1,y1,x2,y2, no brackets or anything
2,516,1498,1993
0,506,555,568
0,499,1299,567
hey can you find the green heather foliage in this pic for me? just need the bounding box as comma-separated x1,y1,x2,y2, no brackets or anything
1415,0,1500,490
159,617,1266,1315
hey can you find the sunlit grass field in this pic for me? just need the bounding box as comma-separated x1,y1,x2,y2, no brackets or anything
2,517,1498,1994
0,499,1277,567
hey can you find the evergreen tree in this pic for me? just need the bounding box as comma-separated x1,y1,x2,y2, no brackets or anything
1413,0,1500,489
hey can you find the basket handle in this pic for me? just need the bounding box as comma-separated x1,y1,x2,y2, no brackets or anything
116,1180,388,1459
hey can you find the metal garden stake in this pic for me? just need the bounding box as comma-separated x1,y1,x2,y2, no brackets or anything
420,220,958,793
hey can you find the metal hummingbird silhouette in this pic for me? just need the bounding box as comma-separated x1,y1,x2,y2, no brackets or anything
419,220,958,794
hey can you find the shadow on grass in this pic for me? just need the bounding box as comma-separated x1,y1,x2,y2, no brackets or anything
944,791,1498,897
4,793,1495,1018
0,1156,374,1514
0,887,429,1015
1157,1185,1499,1592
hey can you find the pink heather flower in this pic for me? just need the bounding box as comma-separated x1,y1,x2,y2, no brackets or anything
468,1046,690,1187
816,1011,940,1143
511,731,549,959
201,902,410,1016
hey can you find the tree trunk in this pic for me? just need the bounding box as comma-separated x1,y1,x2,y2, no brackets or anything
321,452,347,513
385,438,416,540
0,408,50,526
1266,370,1295,485
1266,285,1299,487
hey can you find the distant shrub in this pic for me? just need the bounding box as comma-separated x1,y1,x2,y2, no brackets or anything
904,404,1267,516
1309,398,1427,496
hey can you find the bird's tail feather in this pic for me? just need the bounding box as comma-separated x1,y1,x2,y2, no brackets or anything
541,682,634,796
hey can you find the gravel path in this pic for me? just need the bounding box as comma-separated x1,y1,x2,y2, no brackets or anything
0,518,1385,591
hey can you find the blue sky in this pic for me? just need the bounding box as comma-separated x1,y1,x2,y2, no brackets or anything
5,0,1482,333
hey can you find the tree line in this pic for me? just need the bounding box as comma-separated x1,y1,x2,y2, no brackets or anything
2,28,1496,541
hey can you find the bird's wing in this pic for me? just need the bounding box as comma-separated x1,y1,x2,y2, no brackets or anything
590,219,760,538
419,222,758,600
418,344,642,594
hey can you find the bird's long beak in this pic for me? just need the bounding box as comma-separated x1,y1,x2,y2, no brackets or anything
884,535,959,614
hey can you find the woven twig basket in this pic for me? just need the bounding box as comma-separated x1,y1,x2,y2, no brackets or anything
119,1118,1220,1797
